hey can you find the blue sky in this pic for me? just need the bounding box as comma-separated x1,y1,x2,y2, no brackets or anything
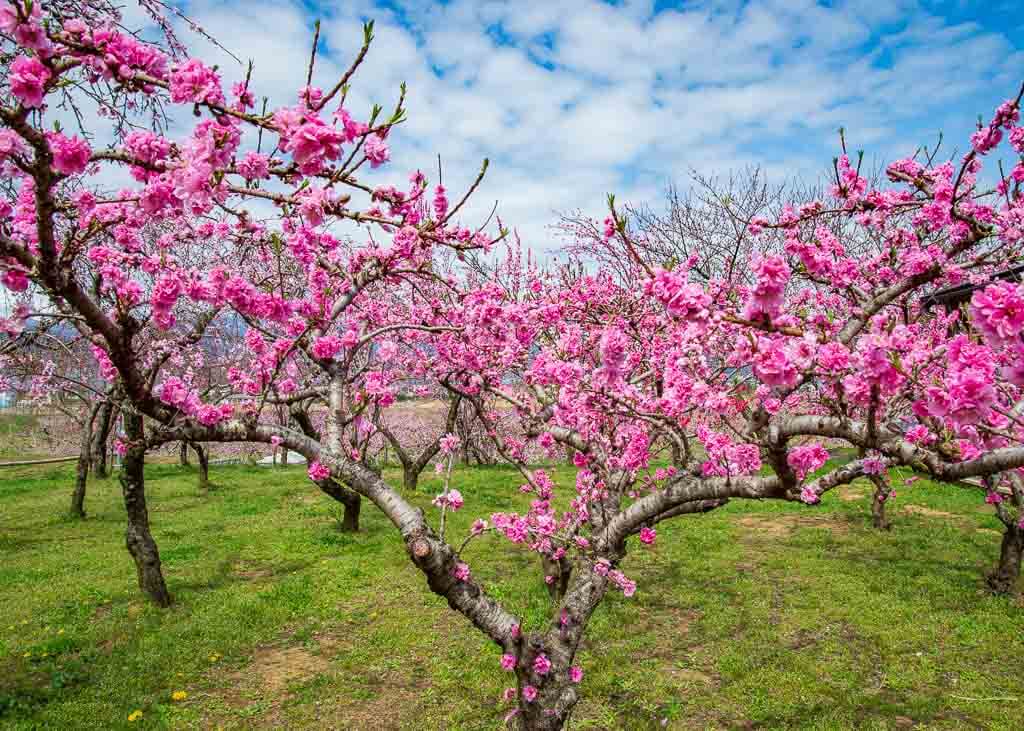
144,0,1024,250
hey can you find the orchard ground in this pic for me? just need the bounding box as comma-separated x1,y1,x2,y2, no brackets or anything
0,458,1022,730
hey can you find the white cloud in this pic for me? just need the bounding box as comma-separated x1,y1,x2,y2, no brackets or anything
134,1,1024,254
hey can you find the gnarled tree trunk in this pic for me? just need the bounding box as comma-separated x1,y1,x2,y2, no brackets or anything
195,442,209,492
513,562,612,731
120,412,172,607
319,477,361,531
90,399,115,478
178,440,190,466
541,554,573,603
868,474,891,530
70,403,102,519
987,522,1023,595
69,405,99,519
402,463,421,491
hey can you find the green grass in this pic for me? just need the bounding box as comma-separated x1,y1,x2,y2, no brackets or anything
0,461,1021,729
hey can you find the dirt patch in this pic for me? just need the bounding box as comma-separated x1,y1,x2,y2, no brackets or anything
735,514,849,537
249,645,330,694
323,677,426,729
232,560,275,581
976,528,1002,537
902,505,955,519
838,488,866,502
668,667,716,685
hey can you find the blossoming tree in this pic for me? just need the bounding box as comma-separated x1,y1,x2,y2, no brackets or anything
3,2,1024,728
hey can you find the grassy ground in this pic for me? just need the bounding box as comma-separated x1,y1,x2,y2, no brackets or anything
0,460,1021,730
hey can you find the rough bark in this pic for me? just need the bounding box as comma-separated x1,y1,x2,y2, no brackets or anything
514,563,613,730
70,404,101,519
402,464,420,491
318,478,361,532
868,474,891,531
541,555,573,603
987,523,1023,595
178,440,190,466
90,399,115,478
195,443,209,492
120,412,172,607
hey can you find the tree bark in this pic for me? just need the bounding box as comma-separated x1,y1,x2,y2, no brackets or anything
319,478,361,532
90,399,115,478
986,523,1023,595
403,464,420,492
513,565,612,731
70,404,101,519
195,442,209,493
178,440,190,466
542,555,572,603
120,412,172,607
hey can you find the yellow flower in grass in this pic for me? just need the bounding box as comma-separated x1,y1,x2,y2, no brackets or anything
209,653,221,662
171,690,188,701
127,710,143,722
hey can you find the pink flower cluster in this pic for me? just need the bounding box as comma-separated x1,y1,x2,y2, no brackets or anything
433,489,464,511
786,443,829,480
743,255,790,322
307,461,331,481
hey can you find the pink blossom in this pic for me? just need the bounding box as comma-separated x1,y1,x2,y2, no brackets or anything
644,269,711,325
970,281,1024,347
311,335,343,360
169,58,224,105
522,685,538,703
569,666,583,683
862,456,885,475
308,461,331,481
237,152,270,181
787,443,829,479
452,562,471,581
743,255,790,322
533,654,552,675
47,133,91,175
433,489,464,511
638,526,657,545
500,653,516,671
439,432,461,455
9,56,51,108
364,134,390,168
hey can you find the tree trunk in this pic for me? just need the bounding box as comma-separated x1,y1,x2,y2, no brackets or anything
120,413,172,607
987,523,1023,595
195,443,209,493
70,404,100,519
870,489,890,530
542,555,572,603
868,475,891,530
319,478,361,532
70,445,90,519
178,441,190,467
90,400,114,478
71,450,88,518
403,463,420,492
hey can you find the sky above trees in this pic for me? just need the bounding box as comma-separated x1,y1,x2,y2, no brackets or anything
102,0,1024,251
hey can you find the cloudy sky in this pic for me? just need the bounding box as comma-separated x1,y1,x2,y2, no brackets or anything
130,0,1024,251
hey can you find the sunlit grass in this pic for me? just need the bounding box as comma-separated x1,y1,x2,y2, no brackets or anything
0,460,1020,729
